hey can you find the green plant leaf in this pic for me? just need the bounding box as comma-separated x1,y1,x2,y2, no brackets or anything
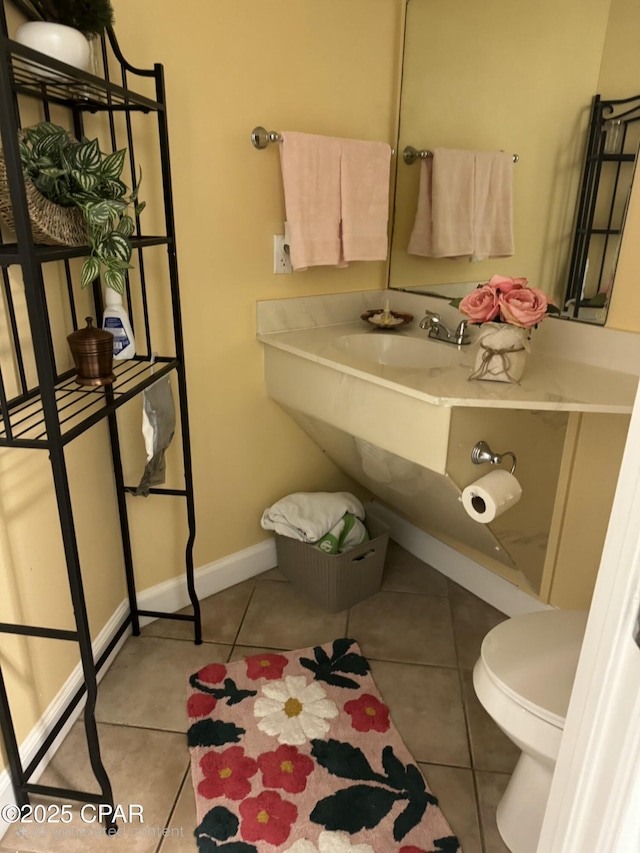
186,718,245,749
82,200,119,227
24,122,65,145
135,201,146,216
310,785,402,834
310,739,386,783
130,168,143,201
104,179,127,199
103,269,126,294
333,652,371,676
39,167,68,179
100,148,126,180
381,746,409,790
433,837,461,852
81,257,101,289
101,233,132,263
34,130,68,158
73,138,101,172
117,215,135,237
33,173,56,195
301,639,369,689
195,806,239,842
71,169,100,192
393,792,429,842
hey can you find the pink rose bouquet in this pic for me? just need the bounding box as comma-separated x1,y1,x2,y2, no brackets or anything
453,275,559,328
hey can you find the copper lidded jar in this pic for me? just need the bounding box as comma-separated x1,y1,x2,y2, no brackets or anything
67,317,116,386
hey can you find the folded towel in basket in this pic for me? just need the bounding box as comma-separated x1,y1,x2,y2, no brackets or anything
260,491,365,542
314,512,369,554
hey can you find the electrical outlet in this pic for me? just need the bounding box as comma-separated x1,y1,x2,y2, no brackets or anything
273,235,292,274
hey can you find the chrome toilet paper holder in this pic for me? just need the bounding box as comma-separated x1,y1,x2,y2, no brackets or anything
471,440,518,474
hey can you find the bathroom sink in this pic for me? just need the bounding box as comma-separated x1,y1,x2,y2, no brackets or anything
332,332,464,369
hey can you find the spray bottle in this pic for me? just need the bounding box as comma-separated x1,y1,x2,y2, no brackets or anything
102,288,136,359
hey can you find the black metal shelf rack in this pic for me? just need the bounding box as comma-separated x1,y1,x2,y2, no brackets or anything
0,7,201,827
565,93,640,319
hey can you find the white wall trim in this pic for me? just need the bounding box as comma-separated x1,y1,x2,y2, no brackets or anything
0,537,278,841
137,538,277,625
367,500,549,617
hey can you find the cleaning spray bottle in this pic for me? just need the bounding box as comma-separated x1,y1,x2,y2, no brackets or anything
102,288,136,359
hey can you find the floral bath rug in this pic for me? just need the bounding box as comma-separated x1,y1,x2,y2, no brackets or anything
186,638,461,852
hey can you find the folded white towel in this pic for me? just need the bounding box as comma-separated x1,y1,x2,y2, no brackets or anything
260,491,365,542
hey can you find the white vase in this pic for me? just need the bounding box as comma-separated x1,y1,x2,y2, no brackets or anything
15,22,91,74
469,323,530,383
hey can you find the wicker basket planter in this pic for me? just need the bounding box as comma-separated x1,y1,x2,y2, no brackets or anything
0,140,86,247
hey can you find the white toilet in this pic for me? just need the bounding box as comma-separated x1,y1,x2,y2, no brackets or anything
473,608,588,853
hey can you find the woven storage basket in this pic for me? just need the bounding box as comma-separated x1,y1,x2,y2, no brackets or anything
0,134,86,247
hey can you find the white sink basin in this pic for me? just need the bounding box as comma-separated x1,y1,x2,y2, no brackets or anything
333,332,464,369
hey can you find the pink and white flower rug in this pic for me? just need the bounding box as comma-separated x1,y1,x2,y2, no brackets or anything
187,638,461,852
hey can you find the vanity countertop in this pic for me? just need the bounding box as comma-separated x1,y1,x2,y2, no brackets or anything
257,323,638,414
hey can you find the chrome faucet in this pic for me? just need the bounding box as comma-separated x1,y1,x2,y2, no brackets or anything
419,311,470,345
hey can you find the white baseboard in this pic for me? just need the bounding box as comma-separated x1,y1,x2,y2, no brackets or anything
136,538,278,625
0,537,278,840
367,500,550,617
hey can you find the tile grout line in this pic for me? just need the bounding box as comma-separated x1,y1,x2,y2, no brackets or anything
227,577,260,661
446,581,488,853
153,764,191,853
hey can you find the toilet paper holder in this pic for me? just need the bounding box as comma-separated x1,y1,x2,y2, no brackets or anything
471,440,517,474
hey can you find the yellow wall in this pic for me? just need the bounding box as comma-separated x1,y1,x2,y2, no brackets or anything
111,0,404,566
0,0,404,770
389,0,612,304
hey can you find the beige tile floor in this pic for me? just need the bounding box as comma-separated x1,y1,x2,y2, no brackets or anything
0,540,518,853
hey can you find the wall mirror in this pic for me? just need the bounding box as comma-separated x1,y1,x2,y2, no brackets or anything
388,0,640,327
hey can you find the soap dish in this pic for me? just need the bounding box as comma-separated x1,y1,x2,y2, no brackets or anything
361,309,414,330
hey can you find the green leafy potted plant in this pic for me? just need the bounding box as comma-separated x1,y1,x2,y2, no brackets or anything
6,121,145,293
11,0,115,71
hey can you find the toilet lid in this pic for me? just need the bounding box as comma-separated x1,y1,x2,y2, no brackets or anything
480,609,589,728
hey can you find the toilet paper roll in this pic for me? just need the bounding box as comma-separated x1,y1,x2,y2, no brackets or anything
461,469,522,524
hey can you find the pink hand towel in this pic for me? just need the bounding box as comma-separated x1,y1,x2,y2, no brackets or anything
279,131,343,270
340,138,392,262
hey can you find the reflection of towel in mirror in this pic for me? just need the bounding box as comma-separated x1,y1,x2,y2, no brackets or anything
314,512,369,554
260,491,365,542
408,149,514,259
135,376,176,497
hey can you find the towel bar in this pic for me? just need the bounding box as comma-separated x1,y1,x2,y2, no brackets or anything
403,145,519,165
251,126,395,155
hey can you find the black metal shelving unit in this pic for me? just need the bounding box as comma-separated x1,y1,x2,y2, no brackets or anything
565,93,640,319
0,8,201,826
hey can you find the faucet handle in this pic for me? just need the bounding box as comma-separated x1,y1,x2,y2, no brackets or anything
419,310,440,330
455,320,470,345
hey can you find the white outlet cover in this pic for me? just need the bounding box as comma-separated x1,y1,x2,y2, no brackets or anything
273,235,292,274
